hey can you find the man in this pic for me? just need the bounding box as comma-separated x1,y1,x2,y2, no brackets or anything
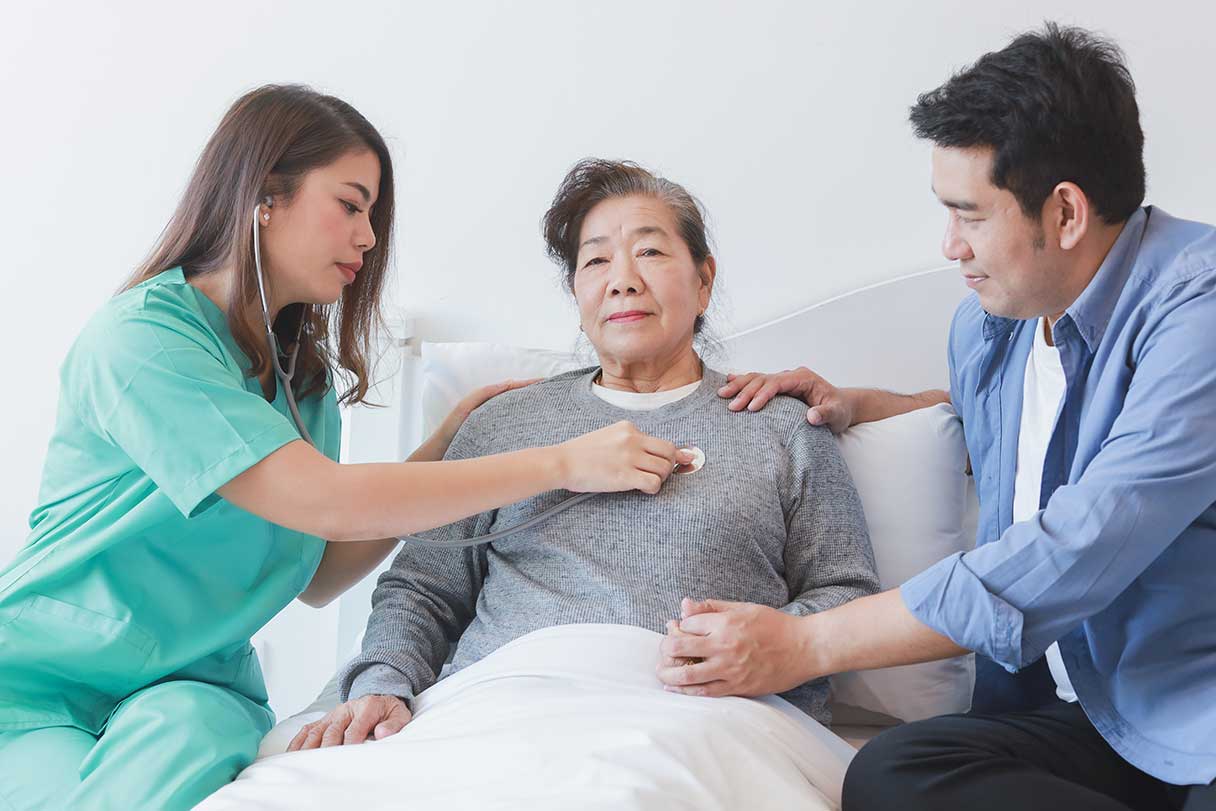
657,23,1215,810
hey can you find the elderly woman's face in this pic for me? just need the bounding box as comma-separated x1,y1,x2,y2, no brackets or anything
573,195,713,368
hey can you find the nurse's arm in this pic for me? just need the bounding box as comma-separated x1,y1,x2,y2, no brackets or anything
297,378,542,607
297,539,395,607
216,440,550,539
218,420,685,544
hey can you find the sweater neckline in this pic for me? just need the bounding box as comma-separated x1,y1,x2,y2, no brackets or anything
567,365,727,428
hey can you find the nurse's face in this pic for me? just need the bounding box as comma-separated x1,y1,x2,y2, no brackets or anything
260,149,380,310
572,195,714,370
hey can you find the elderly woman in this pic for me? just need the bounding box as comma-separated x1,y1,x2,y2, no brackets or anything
291,159,880,749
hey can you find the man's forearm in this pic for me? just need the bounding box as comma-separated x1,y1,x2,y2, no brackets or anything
846,387,951,427
798,588,967,681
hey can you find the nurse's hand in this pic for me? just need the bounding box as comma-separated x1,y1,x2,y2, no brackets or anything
445,379,543,442
411,378,544,463
719,368,855,434
557,421,694,495
286,694,412,751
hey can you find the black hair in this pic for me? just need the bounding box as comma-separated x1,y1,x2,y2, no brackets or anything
909,22,1145,223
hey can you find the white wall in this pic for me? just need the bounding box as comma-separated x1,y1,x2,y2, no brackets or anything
2,0,1212,715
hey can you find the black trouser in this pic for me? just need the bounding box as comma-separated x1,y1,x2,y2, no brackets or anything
842,701,1215,811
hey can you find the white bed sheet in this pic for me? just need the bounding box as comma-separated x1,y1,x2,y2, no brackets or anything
199,624,856,810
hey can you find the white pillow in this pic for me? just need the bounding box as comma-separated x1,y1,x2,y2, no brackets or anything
420,342,583,437
419,343,976,723
830,403,977,723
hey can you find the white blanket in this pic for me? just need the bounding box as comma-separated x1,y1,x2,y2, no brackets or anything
199,624,855,810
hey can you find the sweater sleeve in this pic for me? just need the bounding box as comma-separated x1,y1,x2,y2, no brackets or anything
338,414,496,705
778,421,880,617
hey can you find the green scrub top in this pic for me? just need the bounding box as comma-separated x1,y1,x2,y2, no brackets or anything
0,267,340,735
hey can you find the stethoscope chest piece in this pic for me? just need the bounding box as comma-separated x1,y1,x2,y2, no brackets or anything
675,445,706,475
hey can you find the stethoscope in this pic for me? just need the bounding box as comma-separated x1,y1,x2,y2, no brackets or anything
250,199,705,548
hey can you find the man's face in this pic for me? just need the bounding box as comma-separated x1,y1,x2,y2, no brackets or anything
932,146,1069,319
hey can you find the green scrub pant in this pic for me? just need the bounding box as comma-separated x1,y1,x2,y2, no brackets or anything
0,680,272,811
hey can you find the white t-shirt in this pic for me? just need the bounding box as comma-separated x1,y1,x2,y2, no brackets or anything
1012,318,1077,703
591,378,702,411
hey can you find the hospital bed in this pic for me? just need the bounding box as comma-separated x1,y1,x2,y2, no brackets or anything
220,264,977,810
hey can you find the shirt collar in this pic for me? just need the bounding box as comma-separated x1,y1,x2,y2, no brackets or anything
1064,206,1149,352
982,312,1017,342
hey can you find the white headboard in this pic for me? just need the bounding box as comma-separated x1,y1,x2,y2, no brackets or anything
721,265,966,391
382,265,967,458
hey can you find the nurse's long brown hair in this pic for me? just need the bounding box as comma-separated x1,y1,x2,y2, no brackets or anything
122,84,395,405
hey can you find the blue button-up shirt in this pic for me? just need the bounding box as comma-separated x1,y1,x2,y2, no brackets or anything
901,207,1216,785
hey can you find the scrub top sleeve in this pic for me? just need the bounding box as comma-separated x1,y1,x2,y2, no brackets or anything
68,310,302,518
319,382,343,463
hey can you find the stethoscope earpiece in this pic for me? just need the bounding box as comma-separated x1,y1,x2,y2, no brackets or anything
251,197,311,442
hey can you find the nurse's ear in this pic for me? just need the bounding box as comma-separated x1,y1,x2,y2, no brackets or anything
259,196,274,226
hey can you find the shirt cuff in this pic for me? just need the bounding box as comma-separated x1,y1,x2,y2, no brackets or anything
343,663,417,706
900,552,1027,671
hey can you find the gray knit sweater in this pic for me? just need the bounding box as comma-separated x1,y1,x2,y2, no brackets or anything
339,367,879,722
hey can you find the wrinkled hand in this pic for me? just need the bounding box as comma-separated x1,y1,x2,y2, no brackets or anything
657,597,811,697
557,421,694,495
287,694,412,751
718,368,854,434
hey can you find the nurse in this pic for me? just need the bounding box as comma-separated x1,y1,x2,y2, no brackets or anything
0,85,688,811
